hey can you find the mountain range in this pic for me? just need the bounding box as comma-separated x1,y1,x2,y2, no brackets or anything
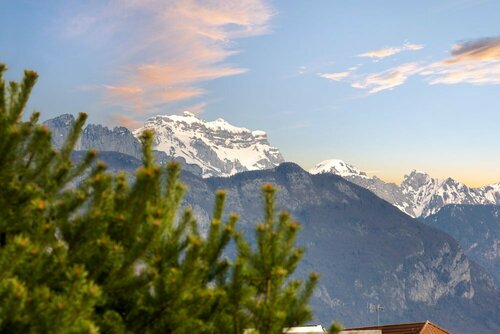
45,113,499,219
69,152,500,333
44,113,500,333
45,112,284,178
310,159,500,218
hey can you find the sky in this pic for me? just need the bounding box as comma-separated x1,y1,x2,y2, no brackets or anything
1,0,499,186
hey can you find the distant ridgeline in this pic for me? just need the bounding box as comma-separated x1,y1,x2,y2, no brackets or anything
310,159,500,218
44,112,284,178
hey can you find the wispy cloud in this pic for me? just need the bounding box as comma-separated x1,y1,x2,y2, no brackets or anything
358,42,424,60
65,0,274,125
110,114,145,129
298,65,307,75
421,37,500,85
351,63,421,94
103,85,144,111
321,37,500,94
423,62,500,85
319,71,350,81
446,37,500,63
182,101,211,115
319,62,421,94
152,88,206,103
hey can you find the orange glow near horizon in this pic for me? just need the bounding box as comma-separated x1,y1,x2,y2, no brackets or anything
368,170,500,188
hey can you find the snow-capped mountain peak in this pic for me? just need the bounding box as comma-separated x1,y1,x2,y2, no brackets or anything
133,112,284,177
310,160,500,218
399,170,497,217
309,159,370,179
310,159,415,216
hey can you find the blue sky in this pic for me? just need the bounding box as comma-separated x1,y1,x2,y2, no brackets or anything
1,0,499,185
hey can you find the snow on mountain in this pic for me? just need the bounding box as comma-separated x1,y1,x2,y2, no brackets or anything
400,170,443,217
45,112,499,216
309,159,370,179
310,159,500,218
133,112,284,177
481,183,500,203
400,171,498,217
310,159,415,216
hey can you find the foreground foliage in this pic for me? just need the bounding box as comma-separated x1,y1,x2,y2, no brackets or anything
0,65,341,333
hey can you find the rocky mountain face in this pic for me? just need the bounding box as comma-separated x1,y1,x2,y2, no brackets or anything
401,171,496,218
45,112,285,178
424,205,500,289
81,124,143,160
310,159,500,218
44,114,204,176
181,164,499,333
132,112,284,177
44,114,143,159
43,114,76,148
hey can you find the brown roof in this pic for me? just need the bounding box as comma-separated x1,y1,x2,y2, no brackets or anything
344,321,451,334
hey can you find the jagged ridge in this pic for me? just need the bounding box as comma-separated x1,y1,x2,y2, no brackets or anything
133,111,284,177
310,159,500,218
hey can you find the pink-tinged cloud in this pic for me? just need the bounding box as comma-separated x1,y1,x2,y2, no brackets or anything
153,88,206,103
115,102,210,128
182,101,211,115
104,85,145,111
445,37,500,64
66,0,274,121
332,37,500,94
111,114,144,129
351,63,421,94
320,71,350,81
134,64,246,87
423,62,500,85
358,42,424,59
420,37,500,85
104,85,143,98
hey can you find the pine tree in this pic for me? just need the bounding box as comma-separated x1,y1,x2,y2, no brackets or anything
0,65,341,334
0,65,100,333
231,184,318,333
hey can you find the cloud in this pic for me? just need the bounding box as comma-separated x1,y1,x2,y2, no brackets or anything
423,62,500,85
351,63,421,94
133,63,246,87
446,37,500,63
319,71,350,81
298,66,307,75
182,101,211,115
358,42,424,59
111,100,210,128
66,0,274,120
104,85,143,98
318,62,421,94
420,37,500,85
153,88,206,103
103,85,145,111
326,37,500,94
111,114,145,129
